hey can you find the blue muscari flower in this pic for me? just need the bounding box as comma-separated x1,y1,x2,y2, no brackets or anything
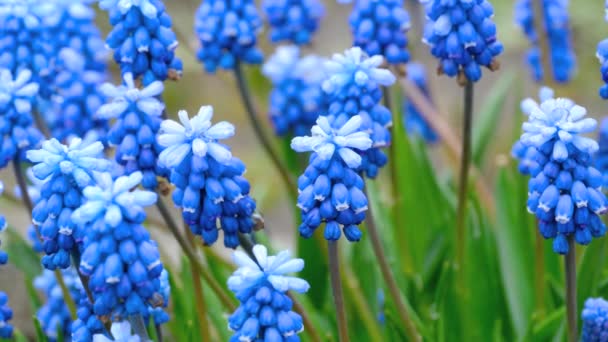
0,181,6,233
0,68,42,168
403,62,438,143
582,297,608,342
27,138,111,270
292,115,372,241
262,0,325,45
71,171,166,319
71,290,105,342
157,106,257,248
97,73,165,190
262,45,326,137
349,0,411,65
227,245,309,341
322,47,395,178
148,269,169,325
596,117,608,187
514,0,576,83
0,189,12,339
99,0,182,85
421,0,503,82
34,268,85,341
517,87,607,254
194,0,264,73
596,39,608,99
93,321,140,342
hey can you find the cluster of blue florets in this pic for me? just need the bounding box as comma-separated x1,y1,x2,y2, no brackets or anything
72,172,167,319
596,39,608,99
514,0,576,83
227,245,310,341
292,115,372,241
262,0,325,45
322,47,395,178
348,0,411,65
515,87,607,254
97,73,166,190
100,0,182,85
27,138,110,270
71,289,105,342
0,182,12,339
34,269,84,341
157,107,257,248
194,0,264,72
263,46,326,137
403,62,438,143
0,69,42,167
582,297,608,342
422,0,503,82
595,118,608,187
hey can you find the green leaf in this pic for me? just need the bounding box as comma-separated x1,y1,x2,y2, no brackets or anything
5,227,42,280
297,235,329,310
24,276,42,316
533,307,565,341
494,167,535,338
472,72,516,166
33,316,48,342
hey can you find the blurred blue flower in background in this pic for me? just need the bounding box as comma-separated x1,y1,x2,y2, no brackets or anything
100,0,182,85
71,172,166,319
596,39,608,99
514,0,576,83
595,117,608,187
263,45,326,137
0,68,42,168
97,72,165,189
157,106,257,248
227,245,309,341
194,0,264,72
517,87,607,254
322,47,395,178
34,269,84,341
93,320,140,342
0,182,12,339
292,115,372,241
262,0,325,45
349,0,411,65
403,62,438,143
27,138,110,270
582,297,608,341
422,0,503,82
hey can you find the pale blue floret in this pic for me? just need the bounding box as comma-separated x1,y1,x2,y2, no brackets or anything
582,297,608,342
93,321,140,342
227,245,309,341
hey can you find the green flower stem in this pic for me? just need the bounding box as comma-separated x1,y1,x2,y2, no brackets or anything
185,225,212,342
534,225,545,317
12,158,78,320
565,236,577,342
155,197,236,311
155,324,164,342
455,82,474,271
364,186,421,342
233,61,298,201
128,315,151,341
328,241,350,342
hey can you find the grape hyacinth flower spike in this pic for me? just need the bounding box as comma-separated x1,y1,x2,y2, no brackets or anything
596,39,608,99
27,138,111,270
348,0,412,65
262,45,326,137
227,244,310,341
194,0,264,72
71,172,166,319
292,115,373,241
403,62,438,143
262,0,325,45
322,47,395,178
157,106,257,248
514,0,576,83
517,87,607,254
595,117,608,187
582,297,608,341
93,321,140,342
0,68,42,168
97,72,165,189
99,0,182,85
0,183,12,339
422,0,503,83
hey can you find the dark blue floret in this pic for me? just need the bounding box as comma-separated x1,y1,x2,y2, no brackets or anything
422,0,503,82
403,62,438,143
514,0,576,83
349,0,411,64
100,0,182,85
71,290,105,342
595,117,608,187
262,0,325,45
194,0,264,73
